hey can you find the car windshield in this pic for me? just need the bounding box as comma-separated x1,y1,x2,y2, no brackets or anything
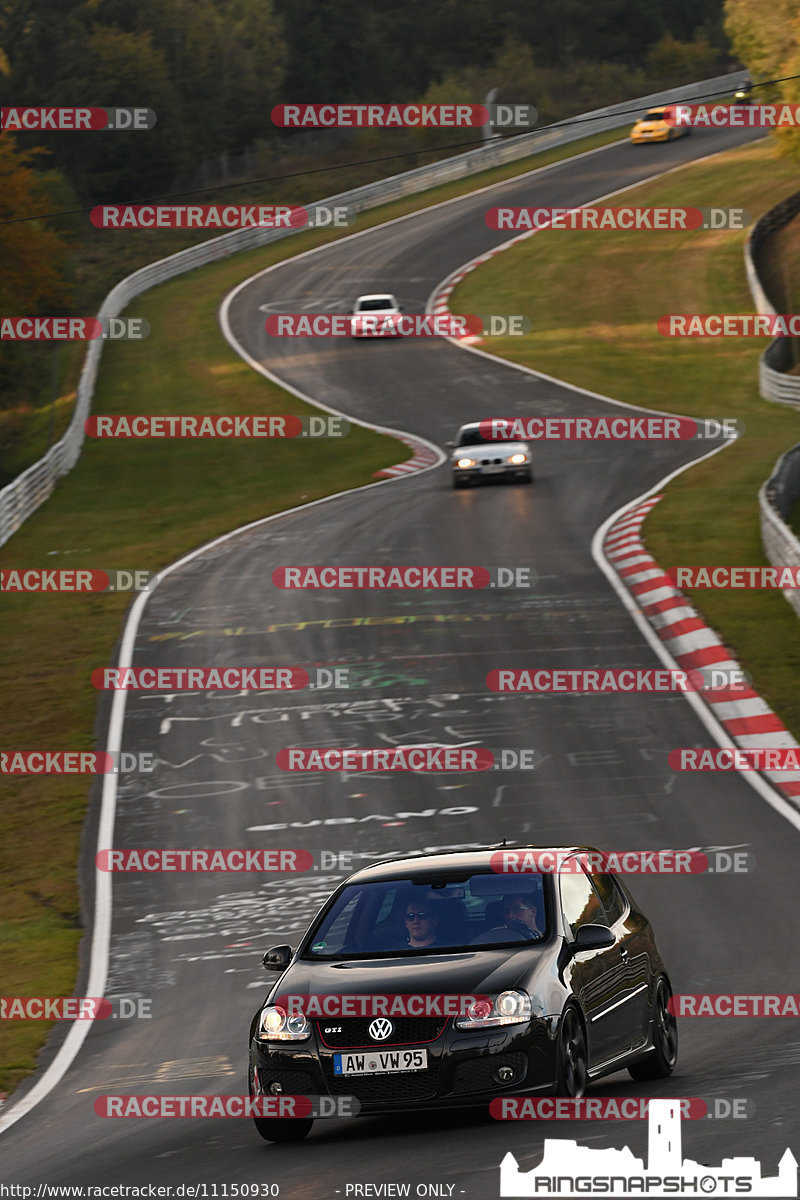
645,110,665,120
356,297,396,311
457,428,508,447
302,869,549,959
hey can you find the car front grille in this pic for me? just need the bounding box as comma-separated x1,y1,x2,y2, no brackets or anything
316,1017,448,1048
325,1061,440,1103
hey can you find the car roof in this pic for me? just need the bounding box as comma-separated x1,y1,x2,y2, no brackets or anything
355,293,397,303
345,846,596,883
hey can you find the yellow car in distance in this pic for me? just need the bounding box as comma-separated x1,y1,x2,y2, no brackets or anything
630,105,690,144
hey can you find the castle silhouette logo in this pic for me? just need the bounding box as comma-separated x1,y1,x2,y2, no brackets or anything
499,1099,797,1196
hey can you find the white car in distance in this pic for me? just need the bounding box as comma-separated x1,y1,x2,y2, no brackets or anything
350,293,404,338
449,421,533,488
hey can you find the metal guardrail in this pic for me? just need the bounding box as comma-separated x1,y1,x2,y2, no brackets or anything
744,187,800,408
0,70,747,547
744,188,800,595
760,446,800,618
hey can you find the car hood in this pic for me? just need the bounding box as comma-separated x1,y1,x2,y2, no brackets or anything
268,945,550,1006
451,441,528,460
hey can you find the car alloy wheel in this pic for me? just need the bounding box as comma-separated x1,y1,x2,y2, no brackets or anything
628,975,678,1080
556,1005,587,1098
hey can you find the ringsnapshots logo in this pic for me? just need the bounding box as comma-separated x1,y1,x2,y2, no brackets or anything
83,415,347,438
271,102,537,129
1,107,156,130
498,1099,797,1197
486,207,749,232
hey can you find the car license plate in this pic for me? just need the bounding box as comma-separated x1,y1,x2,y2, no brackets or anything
333,1049,428,1075
482,464,505,474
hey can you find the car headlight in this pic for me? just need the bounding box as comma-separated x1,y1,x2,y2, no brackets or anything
454,989,532,1029
509,453,528,465
456,457,476,469
258,1005,311,1041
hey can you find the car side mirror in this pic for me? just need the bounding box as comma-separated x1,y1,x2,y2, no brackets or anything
262,944,293,970
572,924,615,951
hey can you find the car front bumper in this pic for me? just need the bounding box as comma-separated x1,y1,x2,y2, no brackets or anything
251,1018,559,1115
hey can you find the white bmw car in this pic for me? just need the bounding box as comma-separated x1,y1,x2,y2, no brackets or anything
350,293,403,338
449,421,532,487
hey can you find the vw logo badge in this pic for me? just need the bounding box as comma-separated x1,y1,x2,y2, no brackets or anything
368,1018,393,1041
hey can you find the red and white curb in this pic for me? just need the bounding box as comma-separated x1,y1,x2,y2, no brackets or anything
374,435,441,477
430,231,532,347
604,495,800,804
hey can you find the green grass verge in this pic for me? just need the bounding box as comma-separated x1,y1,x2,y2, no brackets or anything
4,126,628,484
452,138,800,733
0,122,634,1099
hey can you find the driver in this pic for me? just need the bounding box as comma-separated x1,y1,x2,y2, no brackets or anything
404,900,441,948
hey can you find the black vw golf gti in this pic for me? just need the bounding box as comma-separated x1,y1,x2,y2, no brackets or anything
247,847,678,1141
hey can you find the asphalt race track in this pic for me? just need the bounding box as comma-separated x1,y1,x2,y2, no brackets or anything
4,124,798,1198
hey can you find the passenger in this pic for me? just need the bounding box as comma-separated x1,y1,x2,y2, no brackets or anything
501,893,542,937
